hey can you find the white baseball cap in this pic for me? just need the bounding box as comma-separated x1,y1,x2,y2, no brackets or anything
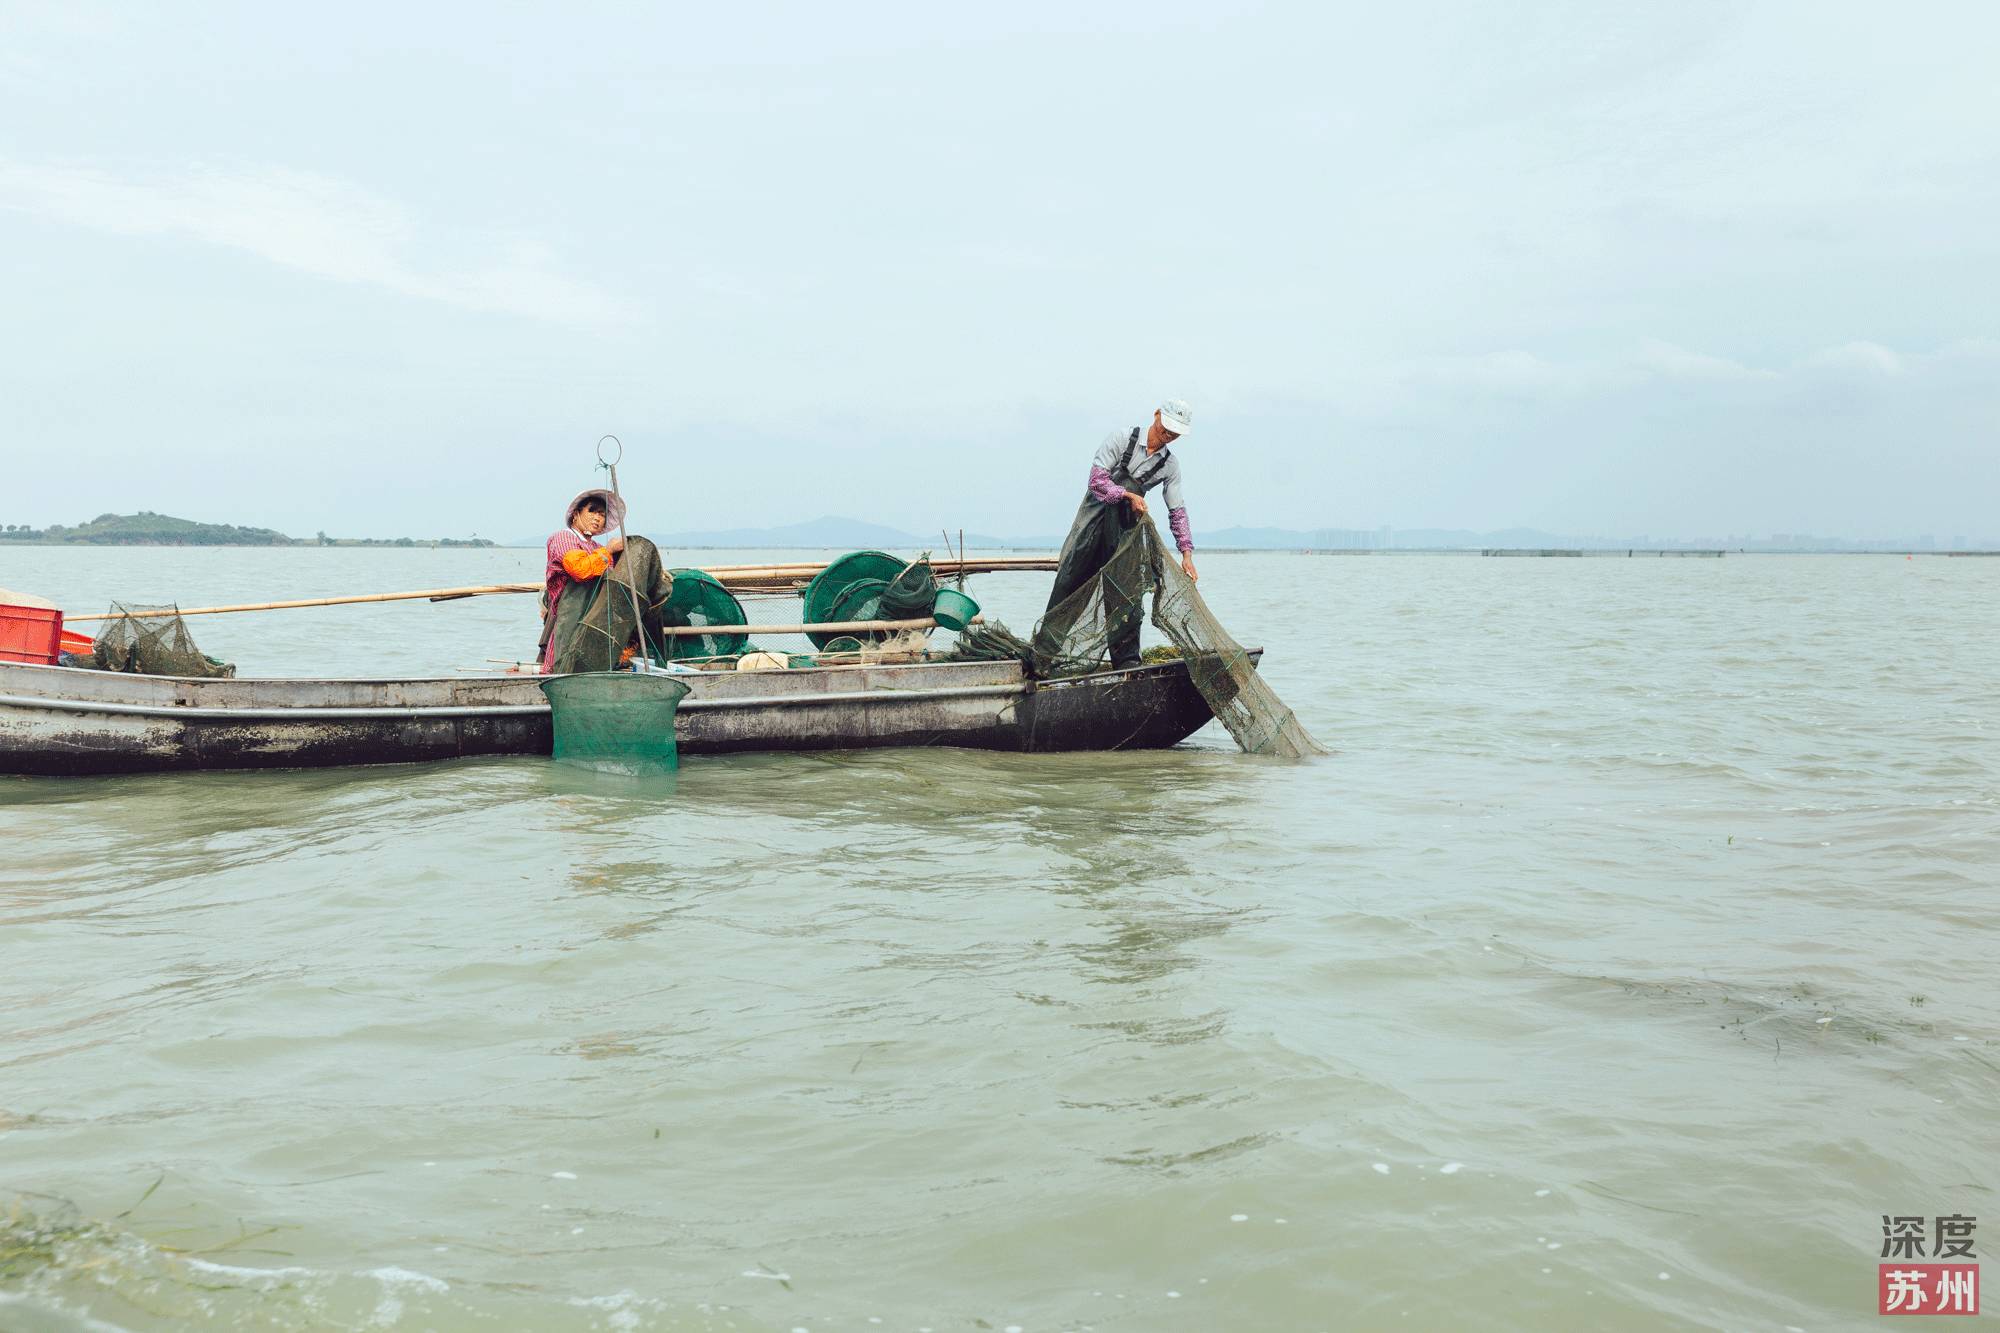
1158,398,1193,438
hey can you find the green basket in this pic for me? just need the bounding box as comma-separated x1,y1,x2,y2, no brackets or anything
539,671,691,773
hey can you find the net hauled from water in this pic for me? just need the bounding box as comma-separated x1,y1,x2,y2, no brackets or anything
1029,521,1326,758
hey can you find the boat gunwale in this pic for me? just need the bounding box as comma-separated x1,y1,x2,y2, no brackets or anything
0,680,1032,722
0,653,1252,708
0,656,1022,690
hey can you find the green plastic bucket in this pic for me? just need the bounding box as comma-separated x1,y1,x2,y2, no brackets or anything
931,587,980,631
539,671,691,774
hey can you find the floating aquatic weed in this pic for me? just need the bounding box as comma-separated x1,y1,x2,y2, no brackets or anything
0,1197,97,1284
1,1191,306,1326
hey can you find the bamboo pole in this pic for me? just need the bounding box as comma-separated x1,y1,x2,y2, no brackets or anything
66,584,540,622
63,555,1056,622
655,615,979,637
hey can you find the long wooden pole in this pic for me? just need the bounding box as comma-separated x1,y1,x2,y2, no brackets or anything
64,555,1056,622
655,615,978,638
65,585,539,622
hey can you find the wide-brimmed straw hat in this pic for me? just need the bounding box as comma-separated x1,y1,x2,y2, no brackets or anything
564,487,625,531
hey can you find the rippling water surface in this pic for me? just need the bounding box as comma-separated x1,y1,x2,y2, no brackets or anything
2,547,1995,1331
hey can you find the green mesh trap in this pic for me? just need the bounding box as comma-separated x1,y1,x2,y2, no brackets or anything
539,671,691,773
663,569,749,660
800,552,906,647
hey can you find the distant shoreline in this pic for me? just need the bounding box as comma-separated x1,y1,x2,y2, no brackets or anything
0,510,495,549
0,539,502,548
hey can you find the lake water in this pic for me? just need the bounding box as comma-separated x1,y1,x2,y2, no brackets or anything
2,546,1995,1331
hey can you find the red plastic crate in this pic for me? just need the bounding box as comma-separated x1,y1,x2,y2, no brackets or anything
0,604,63,665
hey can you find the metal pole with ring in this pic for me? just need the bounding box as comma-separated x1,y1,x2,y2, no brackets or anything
596,434,655,670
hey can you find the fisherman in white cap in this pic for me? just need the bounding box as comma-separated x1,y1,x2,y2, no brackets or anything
1042,399,1199,670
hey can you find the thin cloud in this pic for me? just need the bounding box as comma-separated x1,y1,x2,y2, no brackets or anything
1796,340,1905,376
1637,339,1778,383
0,158,625,326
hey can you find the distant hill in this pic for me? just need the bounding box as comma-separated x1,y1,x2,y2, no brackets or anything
0,512,494,547
0,512,296,546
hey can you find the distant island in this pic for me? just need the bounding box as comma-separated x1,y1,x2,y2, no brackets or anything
0,512,495,548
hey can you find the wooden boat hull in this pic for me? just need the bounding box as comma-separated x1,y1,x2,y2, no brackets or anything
0,654,1252,776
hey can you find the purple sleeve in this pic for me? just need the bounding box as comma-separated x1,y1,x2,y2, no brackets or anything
1088,465,1126,504
1169,507,1193,553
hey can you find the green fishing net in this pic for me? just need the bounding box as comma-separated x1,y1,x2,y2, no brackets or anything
662,568,749,660
91,603,235,678
1028,521,1327,759
799,551,937,646
546,537,748,672
877,558,936,620
943,620,1033,662
801,552,900,646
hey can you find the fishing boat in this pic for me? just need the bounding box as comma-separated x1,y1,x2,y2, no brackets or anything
0,652,1255,777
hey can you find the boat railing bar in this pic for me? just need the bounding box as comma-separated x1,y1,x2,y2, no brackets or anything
0,682,1028,723
66,559,1056,622
657,615,978,637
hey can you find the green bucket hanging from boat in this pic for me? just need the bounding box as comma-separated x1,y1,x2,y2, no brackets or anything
931,587,979,631
539,671,691,774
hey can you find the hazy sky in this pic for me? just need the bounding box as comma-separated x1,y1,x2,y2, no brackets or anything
3,1,1996,541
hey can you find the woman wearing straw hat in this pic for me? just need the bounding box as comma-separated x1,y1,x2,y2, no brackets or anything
538,488,627,672
1042,399,1200,669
